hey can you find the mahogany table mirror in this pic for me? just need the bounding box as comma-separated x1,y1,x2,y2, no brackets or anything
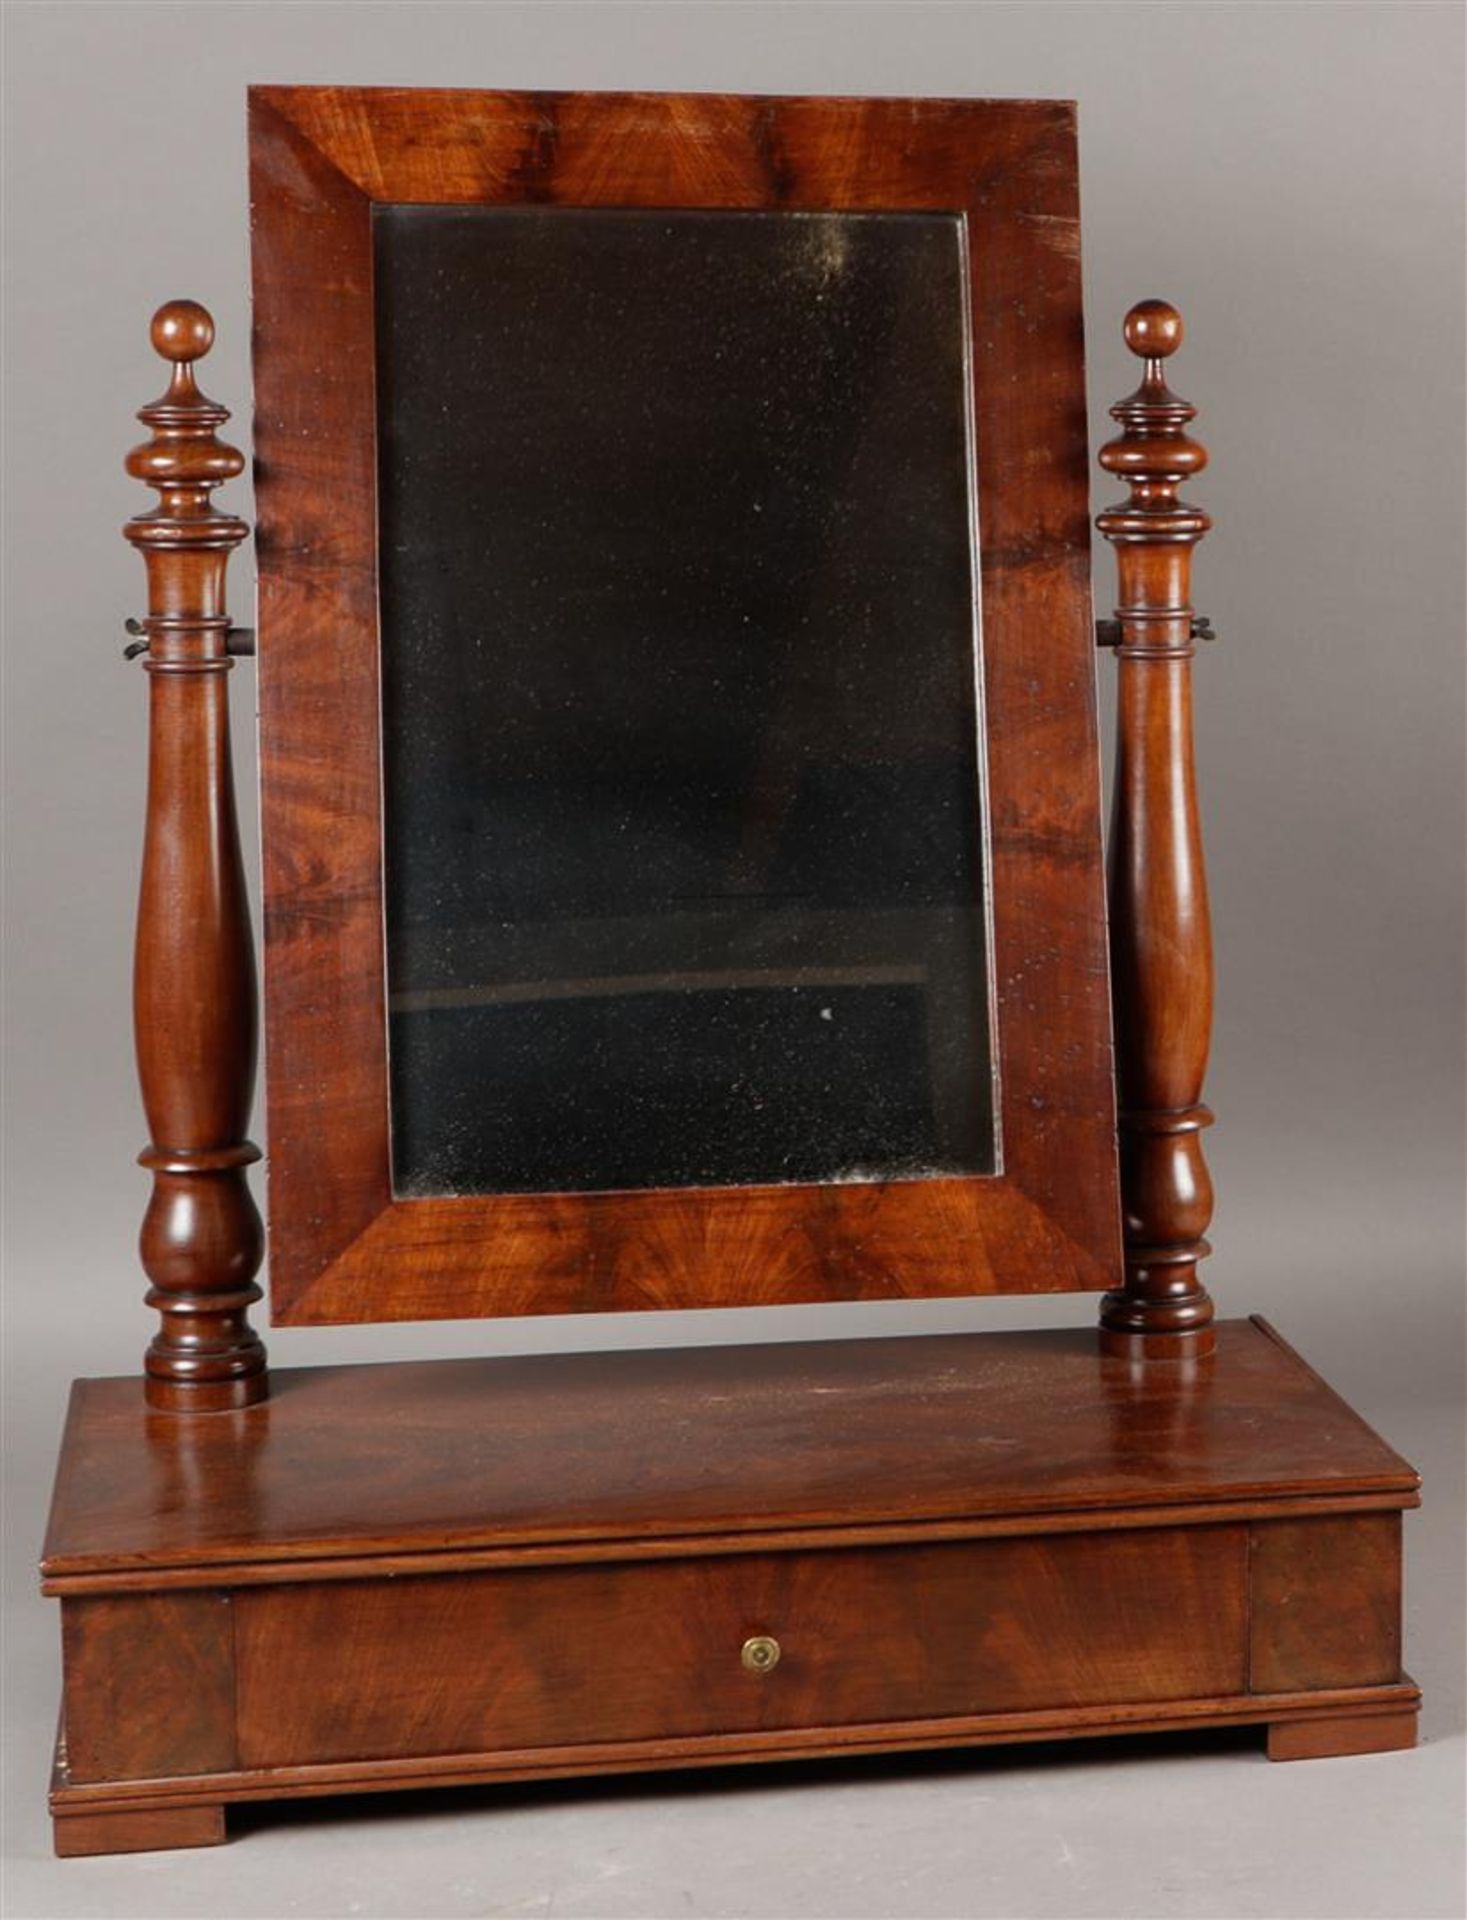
39,88,1420,1860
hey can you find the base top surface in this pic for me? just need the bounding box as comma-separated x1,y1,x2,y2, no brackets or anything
42,1317,1417,1583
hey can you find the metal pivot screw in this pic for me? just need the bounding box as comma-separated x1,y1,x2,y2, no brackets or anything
123,619,256,661
741,1634,781,1674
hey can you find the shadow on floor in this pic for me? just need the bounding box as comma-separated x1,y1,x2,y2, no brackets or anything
230,1725,1264,1841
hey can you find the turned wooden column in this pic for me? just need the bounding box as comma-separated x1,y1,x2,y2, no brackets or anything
125,301,267,1409
1097,300,1216,1361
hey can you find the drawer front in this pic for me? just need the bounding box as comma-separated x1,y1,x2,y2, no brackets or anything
236,1528,1247,1767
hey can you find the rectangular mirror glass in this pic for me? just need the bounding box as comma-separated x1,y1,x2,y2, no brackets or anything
375,205,996,1196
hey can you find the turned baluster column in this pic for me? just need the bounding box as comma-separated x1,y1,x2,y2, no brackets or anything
125,301,267,1409
1097,300,1216,1361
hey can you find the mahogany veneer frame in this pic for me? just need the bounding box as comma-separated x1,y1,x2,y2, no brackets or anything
247,86,1122,1326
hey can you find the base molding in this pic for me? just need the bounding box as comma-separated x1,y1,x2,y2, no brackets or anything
48,1682,1422,1855
53,1681,1422,1811
41,1318,1421,1855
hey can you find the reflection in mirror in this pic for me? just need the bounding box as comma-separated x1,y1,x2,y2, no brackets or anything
374,206,997,1195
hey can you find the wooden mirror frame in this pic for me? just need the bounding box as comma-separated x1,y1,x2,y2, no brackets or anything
245,87,1121,1327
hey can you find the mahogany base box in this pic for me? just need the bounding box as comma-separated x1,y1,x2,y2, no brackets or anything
42,1316,1419,1856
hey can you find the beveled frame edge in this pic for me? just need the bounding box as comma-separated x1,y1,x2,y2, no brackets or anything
249,85,1122,1325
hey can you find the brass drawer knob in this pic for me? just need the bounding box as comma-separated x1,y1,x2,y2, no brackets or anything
741,1634,781,1674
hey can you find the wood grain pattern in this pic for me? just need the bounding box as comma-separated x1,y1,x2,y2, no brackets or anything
124,303,267,1405
42,1319,1418,1589
247,86,1121,1325
1250,1514,1403,1693
234,1530,1246,1767
60,1592,235,1782
1096,302,1217,1357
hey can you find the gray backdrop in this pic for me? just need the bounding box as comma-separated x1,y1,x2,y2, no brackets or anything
3,5,1463,1917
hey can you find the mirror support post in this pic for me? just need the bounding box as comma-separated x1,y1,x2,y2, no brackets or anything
124,302,268,1409
1096,301,1217,1360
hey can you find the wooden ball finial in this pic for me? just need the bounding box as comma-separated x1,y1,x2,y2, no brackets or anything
127,300,245,542
1123,300,1183,361
150,300,215,364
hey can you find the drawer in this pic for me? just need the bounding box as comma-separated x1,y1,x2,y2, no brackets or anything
236,1527,1247,1767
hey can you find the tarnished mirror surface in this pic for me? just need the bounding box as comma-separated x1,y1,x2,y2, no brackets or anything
374,205,996,1196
